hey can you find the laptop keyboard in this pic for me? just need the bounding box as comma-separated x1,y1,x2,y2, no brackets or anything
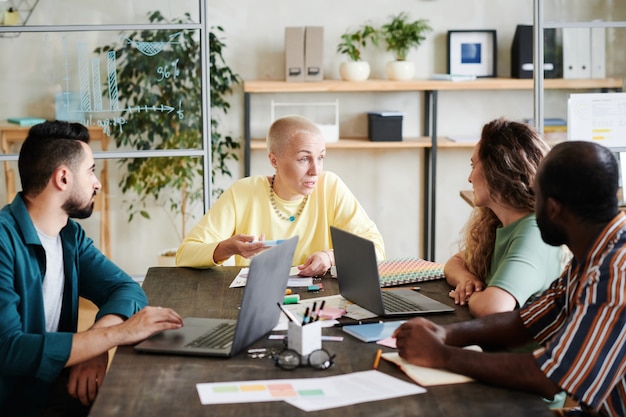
382,291,424,313
185,322,235,350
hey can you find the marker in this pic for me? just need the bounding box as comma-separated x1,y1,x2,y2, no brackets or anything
315,300,326,322
250,239,285,246
411,287,421,292
373,348,382,369
283,294,300,304
301,307,310,326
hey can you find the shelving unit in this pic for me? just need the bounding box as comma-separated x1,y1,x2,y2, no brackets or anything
0,0,39,37
244,76,622,260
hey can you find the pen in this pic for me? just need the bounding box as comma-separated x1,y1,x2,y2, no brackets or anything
315,300,326,321
310,301,317,322
301,307,310,326
333,319,382,328
373,348,382,369
276,302,300,325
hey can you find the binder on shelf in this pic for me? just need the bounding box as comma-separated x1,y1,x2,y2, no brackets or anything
562,27,591,79
285,27,305,82
510,24,561,79
304,26,324,82
590,25,606,79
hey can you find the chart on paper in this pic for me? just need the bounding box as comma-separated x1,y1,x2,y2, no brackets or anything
196,377,335,404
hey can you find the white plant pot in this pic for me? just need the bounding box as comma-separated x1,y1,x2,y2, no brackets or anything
339,61,371,81
386,61,416,81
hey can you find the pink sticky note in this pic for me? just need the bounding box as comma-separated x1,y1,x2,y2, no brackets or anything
318,307,345,320
377,336,397,349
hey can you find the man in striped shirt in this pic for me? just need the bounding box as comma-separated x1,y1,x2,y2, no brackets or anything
394,141,625,417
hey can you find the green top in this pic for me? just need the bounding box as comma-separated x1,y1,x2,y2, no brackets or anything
486,213,563,307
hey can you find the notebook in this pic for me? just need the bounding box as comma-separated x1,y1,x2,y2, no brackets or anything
330,227,454,317
342,320,406,342
378,257,445,287
134,236,298,357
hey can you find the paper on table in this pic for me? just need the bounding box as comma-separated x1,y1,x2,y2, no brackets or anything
229,267,313,288
382,346,482,386
196,376,337,404
229,268,248,288
285,370,426,412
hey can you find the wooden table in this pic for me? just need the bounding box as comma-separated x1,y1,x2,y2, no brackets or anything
88,267,553,417
0,123,111,258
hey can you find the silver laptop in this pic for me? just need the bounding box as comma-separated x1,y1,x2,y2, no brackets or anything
134,236,298,357
330,227,454,317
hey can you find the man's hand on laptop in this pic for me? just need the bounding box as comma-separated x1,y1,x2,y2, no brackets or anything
118,306,184,345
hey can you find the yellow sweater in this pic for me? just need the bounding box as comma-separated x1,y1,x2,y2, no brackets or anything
176,171,385,267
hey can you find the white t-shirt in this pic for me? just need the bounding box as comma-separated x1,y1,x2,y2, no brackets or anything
37,229,65,333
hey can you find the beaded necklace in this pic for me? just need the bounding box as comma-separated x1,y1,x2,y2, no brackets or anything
269,175,308,222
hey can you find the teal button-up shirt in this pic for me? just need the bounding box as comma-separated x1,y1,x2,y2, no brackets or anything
0,193,148,416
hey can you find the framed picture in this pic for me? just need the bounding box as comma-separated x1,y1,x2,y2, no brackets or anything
447,30,497,78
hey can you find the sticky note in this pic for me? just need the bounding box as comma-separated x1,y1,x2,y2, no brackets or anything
318,306,345,320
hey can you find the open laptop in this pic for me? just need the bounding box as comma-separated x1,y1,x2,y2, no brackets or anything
134,236,298,357
330,227,454,317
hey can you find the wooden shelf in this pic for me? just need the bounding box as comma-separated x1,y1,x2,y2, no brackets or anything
244,77,623,93
244,75,623,261
250,137,432,150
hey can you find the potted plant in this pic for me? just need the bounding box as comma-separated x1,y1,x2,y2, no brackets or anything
381,12,433,80
336,24,379,81
94,11,240,263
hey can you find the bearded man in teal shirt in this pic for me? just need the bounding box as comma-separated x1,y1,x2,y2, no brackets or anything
0,121,183,417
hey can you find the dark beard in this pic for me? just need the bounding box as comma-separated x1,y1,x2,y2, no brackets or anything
536,212,567,247
62,193,96,219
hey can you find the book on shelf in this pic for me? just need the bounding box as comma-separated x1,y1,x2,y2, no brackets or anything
523,117,567,127
378,257,445,288
7,117,46,126
430,73,477,82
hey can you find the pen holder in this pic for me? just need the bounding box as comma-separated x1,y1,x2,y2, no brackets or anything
288,321,322,356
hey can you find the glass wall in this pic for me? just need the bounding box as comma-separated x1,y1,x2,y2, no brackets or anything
0,0,210,278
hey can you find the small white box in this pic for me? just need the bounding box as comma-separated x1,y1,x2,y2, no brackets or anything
270,100,339,143
288,321,322,356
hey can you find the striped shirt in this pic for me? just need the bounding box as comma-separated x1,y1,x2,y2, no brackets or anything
520,212,626,417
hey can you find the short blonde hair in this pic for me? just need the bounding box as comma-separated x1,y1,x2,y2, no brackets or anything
266,115,323,156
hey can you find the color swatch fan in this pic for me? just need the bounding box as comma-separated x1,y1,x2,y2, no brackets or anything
378,257,445,287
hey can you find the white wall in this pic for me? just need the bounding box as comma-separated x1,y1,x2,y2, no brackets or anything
0,0,624,275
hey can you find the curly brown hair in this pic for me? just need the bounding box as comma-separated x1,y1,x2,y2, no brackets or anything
461,118,550,279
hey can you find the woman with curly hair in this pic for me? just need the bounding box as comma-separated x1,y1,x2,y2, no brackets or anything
445,118,565,317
